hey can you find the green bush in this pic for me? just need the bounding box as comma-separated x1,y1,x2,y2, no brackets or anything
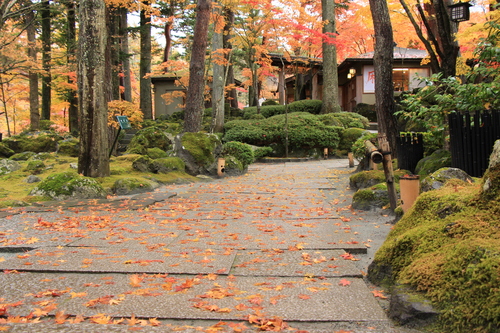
262,100,279,106
339,128,367,152
254,146,273,160
351,132,377,160
222,142,255,169
353,103,377,122
127,126,172,154
224,112,342,152
288,100,323,114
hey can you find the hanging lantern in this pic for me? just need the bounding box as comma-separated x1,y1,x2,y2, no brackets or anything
448,2,472,22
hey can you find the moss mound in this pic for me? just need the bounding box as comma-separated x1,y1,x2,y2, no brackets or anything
29,171,107,200
181,132,220,167
126,126,172,154
112,177,158,195
415,149,452,176
3,132,62,153
57,138,79,157
368,179,500,332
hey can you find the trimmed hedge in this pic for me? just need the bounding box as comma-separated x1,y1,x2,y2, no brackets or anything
224,112,342,151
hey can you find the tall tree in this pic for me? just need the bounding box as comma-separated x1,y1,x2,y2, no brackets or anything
78,0,110,177
120,7,132,102
40,0,51,121
321,0,341,113
369,0,398,210
184,0,211,132
399,0,460,77
140,2,153,119
223,6,238,109
26,4,39,131
211,1,224,133
65,0,78,134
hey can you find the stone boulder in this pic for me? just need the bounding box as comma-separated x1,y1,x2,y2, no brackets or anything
421,167,473,192
112,178,159,195
352,183,391,210
173,132,222,176
481,139,500,200
389,284,439,326
0,142,14,158
29,171,107,200
415,149,452,176
0,159,21,175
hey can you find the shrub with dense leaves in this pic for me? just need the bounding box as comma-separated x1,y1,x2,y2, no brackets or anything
339,128,368,152
318,112,369,129
222,142,255,169
224,112,342,152
288,100,323,114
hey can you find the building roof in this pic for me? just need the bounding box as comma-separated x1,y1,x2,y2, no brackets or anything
352,47,428,60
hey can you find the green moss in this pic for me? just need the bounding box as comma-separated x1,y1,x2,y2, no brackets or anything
415,149,452,176
112,177,156,195
147,147,168,159
24,160,46,174
57,138,79,157
29,171,106,199
0,142,14,158
152,157,185,173
369,180,500,332
10,152,36,161
182,132,220,166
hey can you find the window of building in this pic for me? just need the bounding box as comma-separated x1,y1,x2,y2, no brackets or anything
393,68,409,92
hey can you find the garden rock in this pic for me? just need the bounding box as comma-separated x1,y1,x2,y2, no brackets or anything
421,167,473,192
10,152,36,161
389,285,439,325
0,143,14,158
352,185,390,210
173,132,222,176
415,149,451,176
0,159,21,175
29,172,107,200
349,170,386,189
481,139,500,200
24,175,42,183
112,178,159,195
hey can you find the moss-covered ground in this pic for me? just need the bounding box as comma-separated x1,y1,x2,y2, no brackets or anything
369,178,500,332
0,153,199,209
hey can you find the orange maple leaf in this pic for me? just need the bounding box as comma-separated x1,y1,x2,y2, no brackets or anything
338,279,351,286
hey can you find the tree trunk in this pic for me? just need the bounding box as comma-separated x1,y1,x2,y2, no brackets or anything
184,0,211,133
120,7,132,102
78,0,110,177
66,0,78,134
26,6,39,131
369,0,399,154
211,2,224,133
163,20,172,63
140,5,152,119
321,0,341,113
369,0,398,211
41,0,51,120
223,7,238,109
108,7,121,101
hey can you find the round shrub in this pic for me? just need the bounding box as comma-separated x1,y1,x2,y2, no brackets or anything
339,128,368,152
353,103,377,122
262,100,279,106
260,105,286,118
222,142,255,169
288,100,323,114
254,146,273,160
352,132,378,160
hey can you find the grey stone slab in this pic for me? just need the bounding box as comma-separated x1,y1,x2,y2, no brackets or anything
165,218,367,252
0,246,236,275
231,249,362,277
1,273,388,322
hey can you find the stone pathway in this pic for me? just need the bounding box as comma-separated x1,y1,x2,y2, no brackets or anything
0,159,422,332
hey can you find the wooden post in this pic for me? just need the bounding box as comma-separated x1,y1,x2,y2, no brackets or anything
378,134,398,211
217,158,225,177
348,152,354,168
324,148,328,159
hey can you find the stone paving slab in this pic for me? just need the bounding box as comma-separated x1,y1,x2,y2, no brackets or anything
1,272,388,322
0,246,236,275
231,249,362,277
